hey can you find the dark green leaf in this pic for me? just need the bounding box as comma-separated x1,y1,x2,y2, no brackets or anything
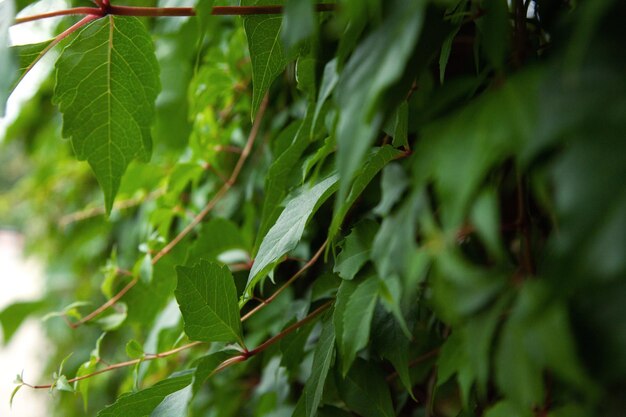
373,162,408,216
333,220,378,280
175,260,243,345
337,359,395,417
282,0,315,51
54,16,160,213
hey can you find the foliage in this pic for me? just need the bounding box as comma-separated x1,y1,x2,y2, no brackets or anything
1,0,625,416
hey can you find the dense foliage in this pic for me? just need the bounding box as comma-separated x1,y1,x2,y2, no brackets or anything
1,0,625,416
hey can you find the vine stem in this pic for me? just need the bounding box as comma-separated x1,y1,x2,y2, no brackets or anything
69,95,269,328
24,301,332,390
14,4,336,25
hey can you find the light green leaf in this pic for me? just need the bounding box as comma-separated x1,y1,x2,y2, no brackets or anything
175,260,243,345
248,173,339,291
242,0,286,118
329,145,402,240
55,375,74,393
54,16,160,213
337,359,395,417
97,372,193,417
0,299,47,345
334,220,379,280
0,0,15,115
126,339,144,359
150,385,192,417
339,276,379,375
335,0,424,201
293,318,335,417
10,384,22,408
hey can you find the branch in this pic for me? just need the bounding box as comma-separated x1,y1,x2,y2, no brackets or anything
14,4,336,25
24,300,333,390
241,240,328,321
68,95,269,328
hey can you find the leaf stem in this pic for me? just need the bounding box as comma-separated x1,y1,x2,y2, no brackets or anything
14,4,336,25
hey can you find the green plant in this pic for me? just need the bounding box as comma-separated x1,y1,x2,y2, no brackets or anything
1,0,625,416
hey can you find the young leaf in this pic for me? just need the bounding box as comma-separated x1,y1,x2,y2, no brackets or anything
54,16,160,213
242,0,286,118
248,173,339,291
9,384,22,408
175,260,243,345
293,318,335,417
97,372,193,417
126,339,144,359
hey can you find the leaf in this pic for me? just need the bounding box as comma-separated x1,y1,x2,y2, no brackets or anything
54,16,160,213
329,145,402,240
55,375,74,393
339,276,379,375
483,401,533,417
311,58,338,136
10,384,22,408
242,0,286,118
192,351,232,394
175,260,243,345
282,0,315,51
97,371,193,417
248,173,339,291
150,385,192,417
336,359,395,417
0,299,47,344
333,220,379,280
372,311,413,395
391,102,409,148
335,0,424,201
293,318,335,417
373,162,408,216
126,339,144,359
0,0,15,115
477,0,510,70
188,217,249,263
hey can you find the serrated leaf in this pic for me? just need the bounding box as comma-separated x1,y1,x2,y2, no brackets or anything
242,0,286,118
97,371,193,417
0,0,15,115
335,0,424,201
248,173,339,291
372,311,413,396
175,260,243,345
54,16,160,213
334,220,379,280
337,359,395,417
329,145,402,240
293,318,335,417
339,276,379,375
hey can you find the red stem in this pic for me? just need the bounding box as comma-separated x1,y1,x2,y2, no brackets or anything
14,4,335,25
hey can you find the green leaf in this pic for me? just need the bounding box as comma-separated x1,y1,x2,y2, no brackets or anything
293,318,335,417
192,351,231,394
372,311,413,396
335,0,424,201
54,16,160,213
97,372,193,417
477,0,510,70
0,299,47,344
10,384,22,408
0,0,15,116
329,145,402,240
55,375,74,393
337,359,395,417
340,277,379,375
150,385,193,417
391,102,409,148
175,260,243,345
248,173,339,291
373,162,408,216
282,0,315,51
311,58,338,136
242,0,286,118
126,339,144,359
188,217,249,263
484,401,533,417
333,220,379,280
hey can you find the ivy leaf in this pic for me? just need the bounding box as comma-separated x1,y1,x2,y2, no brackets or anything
97,372,193,417
293,318,335,417
175,260,243,345
54,16,160,213
335,0,424,201
334,220,379,280
0,0,15,116
242,0,286,118
329,145,402,240
336,359,395,417
248,173,339,291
